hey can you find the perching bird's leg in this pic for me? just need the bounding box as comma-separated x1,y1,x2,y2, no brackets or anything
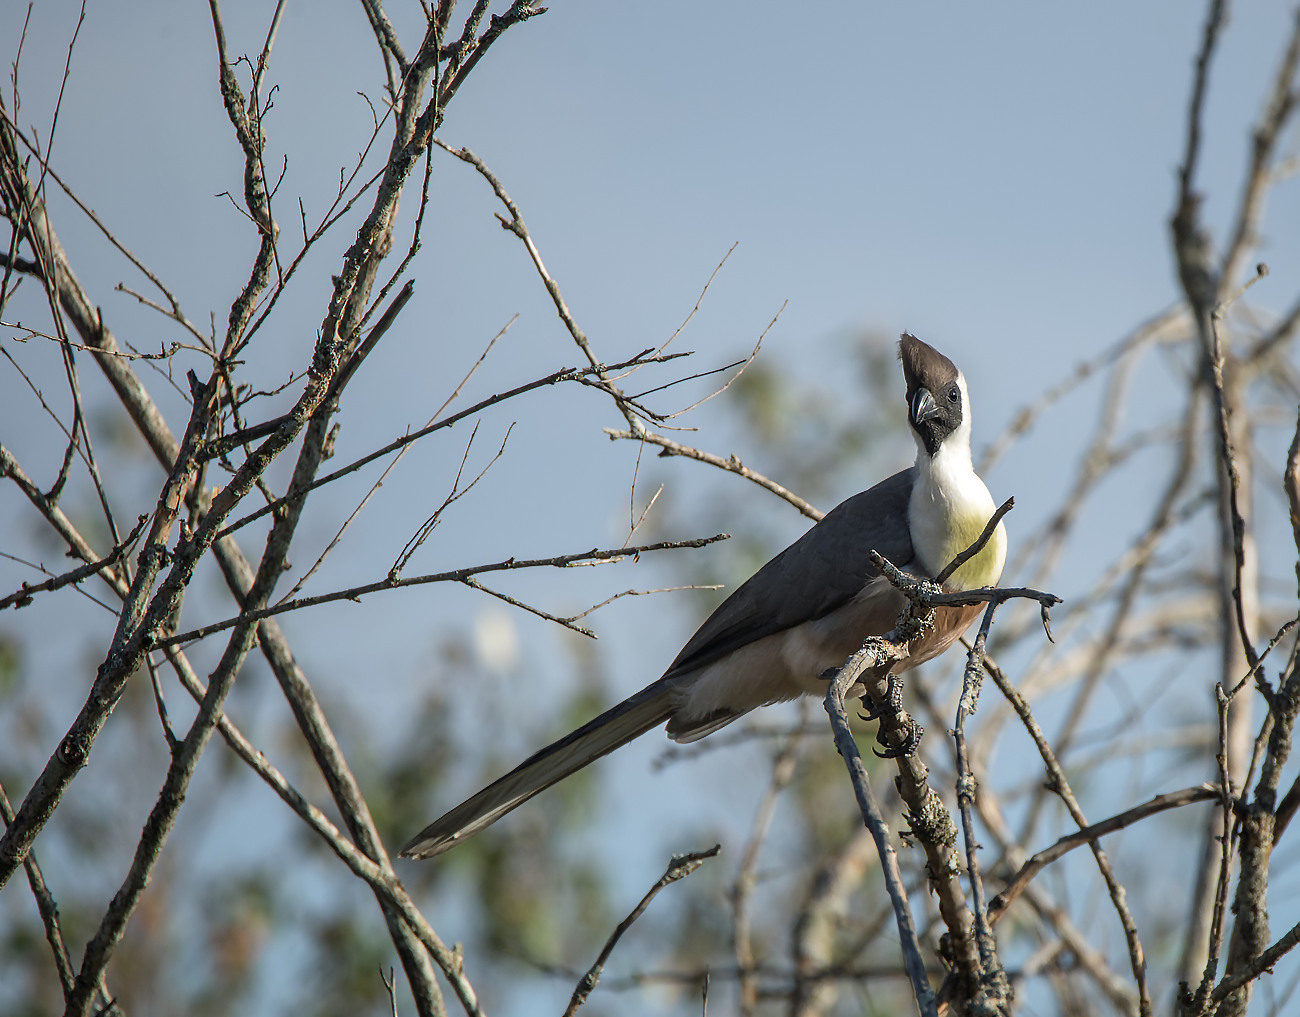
875,716,924,759
858,671,903,722
854,672,925,758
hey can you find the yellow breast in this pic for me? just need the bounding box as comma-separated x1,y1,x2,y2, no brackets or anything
938,509,1007,591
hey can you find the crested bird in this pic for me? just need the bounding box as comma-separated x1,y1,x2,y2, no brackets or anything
400,334,1006,859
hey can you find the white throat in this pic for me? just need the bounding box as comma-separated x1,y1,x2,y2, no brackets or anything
907,375,1007,590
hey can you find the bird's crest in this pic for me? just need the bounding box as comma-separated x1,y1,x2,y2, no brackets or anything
898,332,960,404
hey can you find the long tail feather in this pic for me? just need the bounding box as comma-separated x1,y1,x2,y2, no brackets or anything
399,682,675,859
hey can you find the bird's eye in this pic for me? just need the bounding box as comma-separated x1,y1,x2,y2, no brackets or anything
948,386,960,403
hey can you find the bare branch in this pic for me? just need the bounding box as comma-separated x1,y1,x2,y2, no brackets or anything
979,649,1152,1015
433,136,604,373
564,846,720,1017
0,780,78,1005
646,241,737,362
215,350,684,542
3,319,192,359
387,420,513,582
1220,9,1300,288
1209,288,1264,671
658,301,783,420
1210,917,1300,1007
438,2,547,109
823,649,939,1017
604,427,824,521
0,514,145,610
0,441,130,598
1173,0,1228,316
937,496,1014,586
156,533,731,650
953,603,1013,1013
560,583,721,624
734,734,801,1017
990,785,1219,923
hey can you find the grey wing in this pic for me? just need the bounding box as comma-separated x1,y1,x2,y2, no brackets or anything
663,467,917,680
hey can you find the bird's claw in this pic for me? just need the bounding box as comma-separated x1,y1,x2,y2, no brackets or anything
873,717,924,758
858,672,904,723
857,673,924,758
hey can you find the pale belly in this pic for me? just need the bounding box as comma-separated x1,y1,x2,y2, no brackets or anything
669,576,983,725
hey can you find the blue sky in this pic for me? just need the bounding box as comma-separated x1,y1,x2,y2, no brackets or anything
4,2,1300,1014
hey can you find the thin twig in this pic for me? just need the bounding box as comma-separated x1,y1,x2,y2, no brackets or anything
560,583,721,624
642,241,737,363
604,427,824,521
0,514,145,610
1219,8,1300,289
989,785,1219,923
937,497,1014,586
156,534,731,650
1189,685,1238,1014
0,780,78,1004
1208,296,1262,671
214,350,684,542
388,420,514,581
3,320,192,359
953,601,1012,1012
823,651,938,1017
564,846,721,1017
982,652,1152,1015
659,302,784,420
1210,917,1300,1006
734,732,801,1016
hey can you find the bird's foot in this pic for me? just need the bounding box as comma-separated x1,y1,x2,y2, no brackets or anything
858,671,905,723
857,673,924,758
873,717,924,758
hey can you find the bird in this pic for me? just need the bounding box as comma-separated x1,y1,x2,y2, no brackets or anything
400,334,1006,859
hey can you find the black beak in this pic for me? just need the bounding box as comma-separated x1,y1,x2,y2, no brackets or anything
910,387,940,427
